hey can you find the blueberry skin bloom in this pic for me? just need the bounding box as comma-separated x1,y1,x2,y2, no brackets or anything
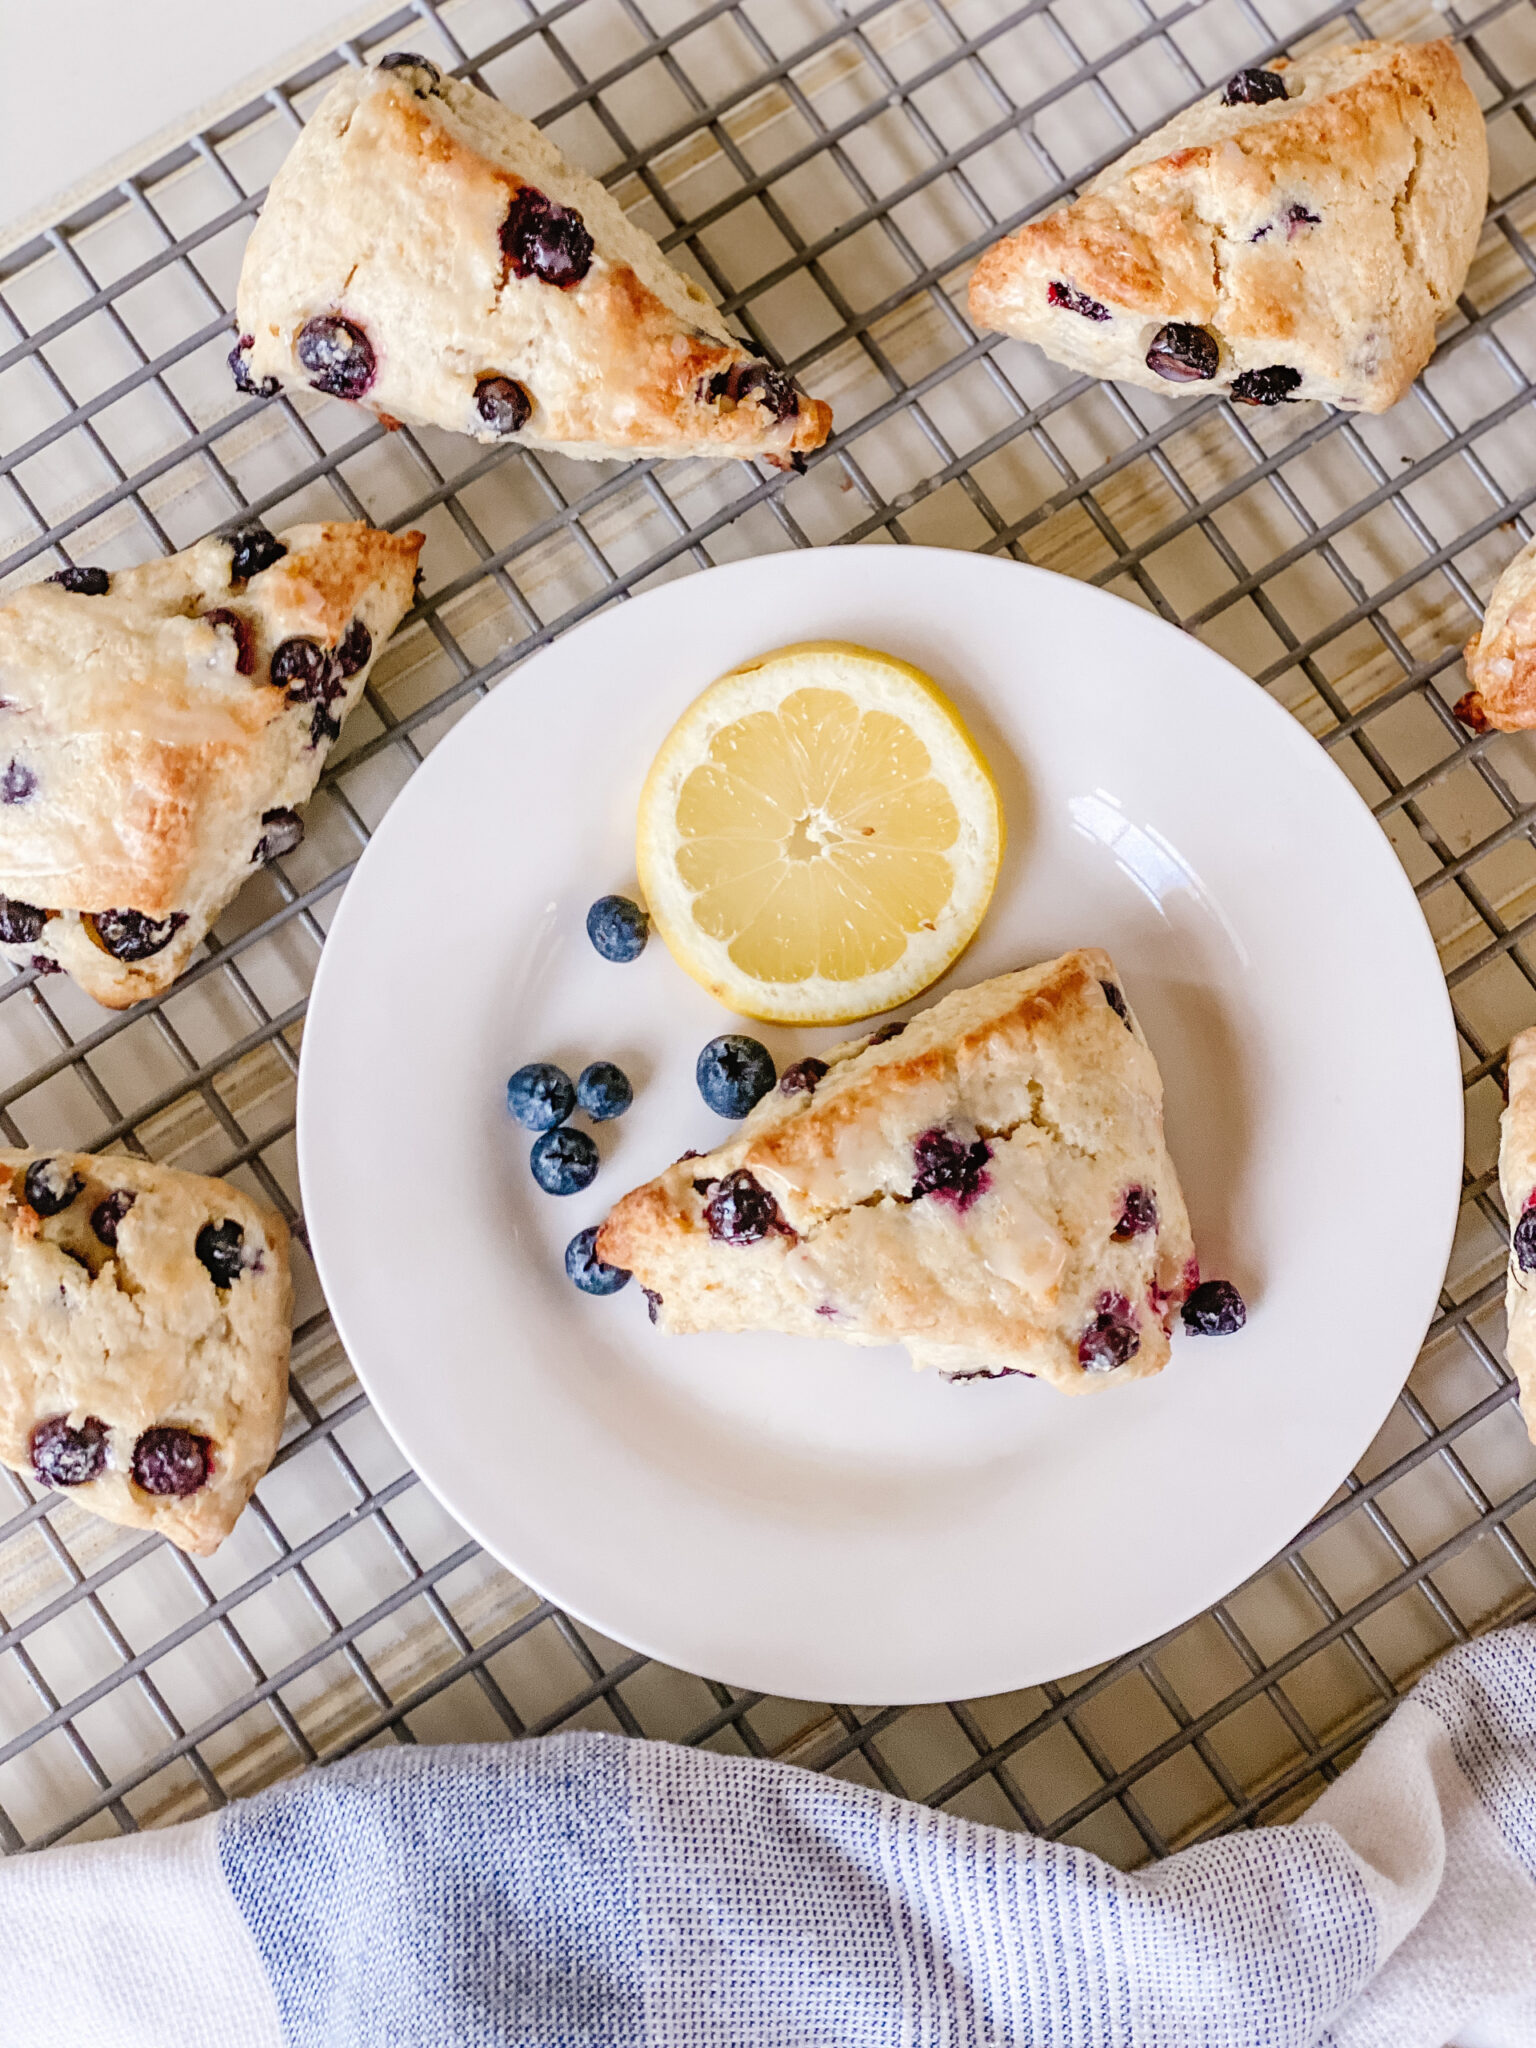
576,1061,632,1121
587,895,649,963
507,1062,576,1132
696,1035,777,1119
531,1127,599,1196
1181,1279,1247,1336
565,1225,630,1295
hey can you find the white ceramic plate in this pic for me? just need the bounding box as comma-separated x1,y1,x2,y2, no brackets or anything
298,548,1461,1704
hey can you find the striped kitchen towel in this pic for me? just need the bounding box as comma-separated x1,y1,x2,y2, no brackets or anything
2,1623,1534,2048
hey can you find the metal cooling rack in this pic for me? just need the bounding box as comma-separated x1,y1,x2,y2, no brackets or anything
1,0,1535,1867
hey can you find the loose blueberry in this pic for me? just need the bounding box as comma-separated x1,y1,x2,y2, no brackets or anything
1101,981,1132,1028
586,895,649,962
1113,1186,1159,1239
132,1425,211,1497
47,565,111,596
1079,1292,1141,1372
696,1035,776,1118
253,808,304,863
0,896,47,946
1146,323,1219,383
228,336,279,399
30,1415,108,1487
376,50,442,89
23,1157,83,1217
333,618,372,679
1515,1200,1536,1272
778,1056,829,1097
1,760,36,804
506,1062,576,1131
702,360,800,422
91,1189,136,1247
474,376,533,435
576,1061,632,1121
910,1126,992,1211
296,315,377,399
202,607,256,676
1181,1279,1247,1335
1231,365,1302,407
870,1020,907,1045
565,1225,630,1295
85,909,187,961
501,187,594,289
703,1169,790,1246
196,1219,246,1288
1047,281,1110,322
226,523,287,583
530,1126,599,1196
269,637,332,700
1221,67,1288,107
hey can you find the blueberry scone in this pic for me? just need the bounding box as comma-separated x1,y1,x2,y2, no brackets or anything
598,950,1198,1391
231,53,833,467
0,1148,292,1554
1457,537,1536,732
0,520,423,1007
967,40,1486,414
1498,1028,1536,1444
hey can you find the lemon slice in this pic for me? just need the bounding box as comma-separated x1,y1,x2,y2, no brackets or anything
637,640,1003,1024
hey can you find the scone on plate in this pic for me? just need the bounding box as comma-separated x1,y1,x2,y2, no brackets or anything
1458,537,1536,732
0,519,422,1007
1498,1028,1536,1444
0,1148,292,1554
598,949,1198,1392
232,52,832,467
967,40,1486,414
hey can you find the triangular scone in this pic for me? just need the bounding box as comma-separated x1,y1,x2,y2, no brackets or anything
968,40,1486,414
1498,1028,1536,1444
598,949,1198,1392
0,520,422,1007
1459,537,1536,732
0,1147,291,1555
233,53,833,467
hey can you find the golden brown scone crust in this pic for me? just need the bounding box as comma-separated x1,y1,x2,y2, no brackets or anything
0,1148,292,1554
599,950,1197,1392
1459,536,1536,731
967,40,1487,414
235,58,832,465
1499,1028,1536,1444
0,521,422,1007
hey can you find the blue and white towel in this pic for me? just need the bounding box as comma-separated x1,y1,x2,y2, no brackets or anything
4,1624,1535,2047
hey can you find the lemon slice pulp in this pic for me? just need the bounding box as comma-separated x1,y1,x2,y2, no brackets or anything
637,640,1003,1024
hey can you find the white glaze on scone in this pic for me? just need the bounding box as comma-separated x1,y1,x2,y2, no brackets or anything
0,1148,292,1554
967,40,1487,414
234,57,833,465
0,520,422,1006
1498,1027,1536,1444
598,950,1197,1392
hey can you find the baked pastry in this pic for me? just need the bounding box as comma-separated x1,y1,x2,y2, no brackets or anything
967,40,1486,414
1498,1028,1536,1444
0,1147,292,1554
1457,537,1536,731
0,520,423,1007
597,949,1198,1390
231,53,832,468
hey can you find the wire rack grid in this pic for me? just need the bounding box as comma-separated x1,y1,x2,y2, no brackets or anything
1,0,1535,1870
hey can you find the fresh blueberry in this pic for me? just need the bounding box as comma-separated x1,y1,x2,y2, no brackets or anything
1,760,36,804
530,1126,599,1196
1079,1293,1141,1372
228,336,279,399
1047,281,1110,322
1113,1187,1158,1239
703,1169,791,1246
132,1426,211,1496
253,808,304,863
1101,981,1132,1028
565,1225,630,1295
1231,365,1302,407
196,1219,246,1288
296,316,377,399
85,908,187,961
910,1126,991,1211
0,896,47,946
1515,1201,1536,1272
1181,1279,1247,1335
269,637,332,700
202,607,256,675
586,895,649,962
91,1189,136,1247
376,50,442,89
1146,323,1219,383
778,1056,828,1097
576,1061,632,1121
506,1062,576,1131
333,619,372,679
1221,67,1288,106
501,187,594,288
226,522,287,583
30,1415,108,1487
702,359,800,422
47,565,111,596
696,1035,776,1118
474,376,533,435
23,1157,83,1217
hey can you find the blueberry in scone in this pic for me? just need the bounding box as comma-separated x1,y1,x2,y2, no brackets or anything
1498,1027,1536,1446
